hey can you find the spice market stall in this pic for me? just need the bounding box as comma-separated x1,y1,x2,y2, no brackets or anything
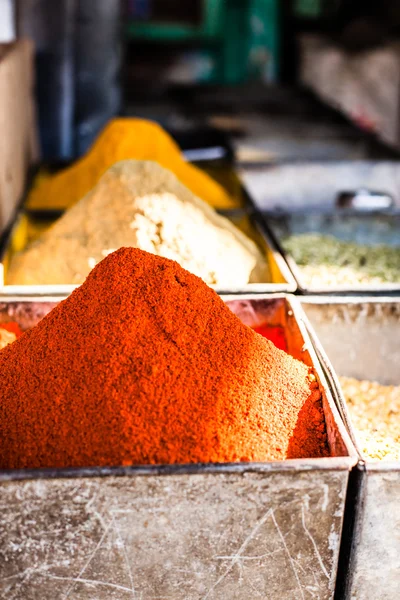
0,115,398,600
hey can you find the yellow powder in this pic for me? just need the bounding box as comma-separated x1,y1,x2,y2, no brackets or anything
26,118,236,210
8,160,268,286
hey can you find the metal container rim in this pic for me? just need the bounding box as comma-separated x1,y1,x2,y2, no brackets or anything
254,210,400,295
0,456,357,484
277,250,400,295
363,461,400,472
301,297,400,470
301,295,400,305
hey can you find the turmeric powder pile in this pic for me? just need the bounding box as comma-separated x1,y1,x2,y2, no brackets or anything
26,118,236,211
0,248,328,469
8,161,268,286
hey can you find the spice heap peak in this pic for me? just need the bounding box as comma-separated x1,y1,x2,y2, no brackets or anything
26,118,236,211
7,160,267,286
0,248,328,469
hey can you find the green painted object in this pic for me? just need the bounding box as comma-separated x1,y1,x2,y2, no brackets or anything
126,0,280,83
126,0,224,41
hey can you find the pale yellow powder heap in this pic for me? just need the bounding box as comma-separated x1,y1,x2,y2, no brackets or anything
8,160,268,287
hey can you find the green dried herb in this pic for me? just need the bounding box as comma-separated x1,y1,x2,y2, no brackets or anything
283,233,400,286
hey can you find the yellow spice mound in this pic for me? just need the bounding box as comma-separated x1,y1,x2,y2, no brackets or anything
26,118,236,210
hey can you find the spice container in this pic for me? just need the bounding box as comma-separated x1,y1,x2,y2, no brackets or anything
0,204,296,295
0,294,355,600
267,211,400,294
302,297,400,600
239,161,400,294
239,161,400,212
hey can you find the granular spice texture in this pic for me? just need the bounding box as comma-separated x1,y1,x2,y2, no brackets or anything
283,233,400,286
26,118,236,210
339,376,400,461
0,248,328,469
8,160,267,286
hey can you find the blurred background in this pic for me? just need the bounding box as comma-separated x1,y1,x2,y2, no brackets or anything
3,0,400,164
3,0,400,236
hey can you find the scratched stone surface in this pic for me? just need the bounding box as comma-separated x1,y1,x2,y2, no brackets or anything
0,470,348,600
349,470,400,600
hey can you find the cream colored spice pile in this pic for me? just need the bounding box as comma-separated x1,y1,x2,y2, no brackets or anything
7,160,268,286
339,376,400,461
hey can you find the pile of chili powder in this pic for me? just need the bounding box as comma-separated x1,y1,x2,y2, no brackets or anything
0,248,328,469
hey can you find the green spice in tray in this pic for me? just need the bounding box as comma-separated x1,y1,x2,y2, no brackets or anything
283,233,400,286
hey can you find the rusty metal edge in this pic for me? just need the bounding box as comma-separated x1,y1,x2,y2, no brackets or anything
0,457,356,484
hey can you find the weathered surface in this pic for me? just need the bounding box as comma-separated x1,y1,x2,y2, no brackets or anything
303,301,400,386
0,469,348,600
350,469,400,600
303,299,400,599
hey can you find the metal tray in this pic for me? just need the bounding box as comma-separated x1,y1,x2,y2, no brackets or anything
302,298,400,600
239,161,400,212
262,211,400,295
0,206,297,296
0,294,355,600
239,163,400,295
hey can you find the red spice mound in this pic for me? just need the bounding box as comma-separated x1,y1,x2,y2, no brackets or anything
0,248,328,469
